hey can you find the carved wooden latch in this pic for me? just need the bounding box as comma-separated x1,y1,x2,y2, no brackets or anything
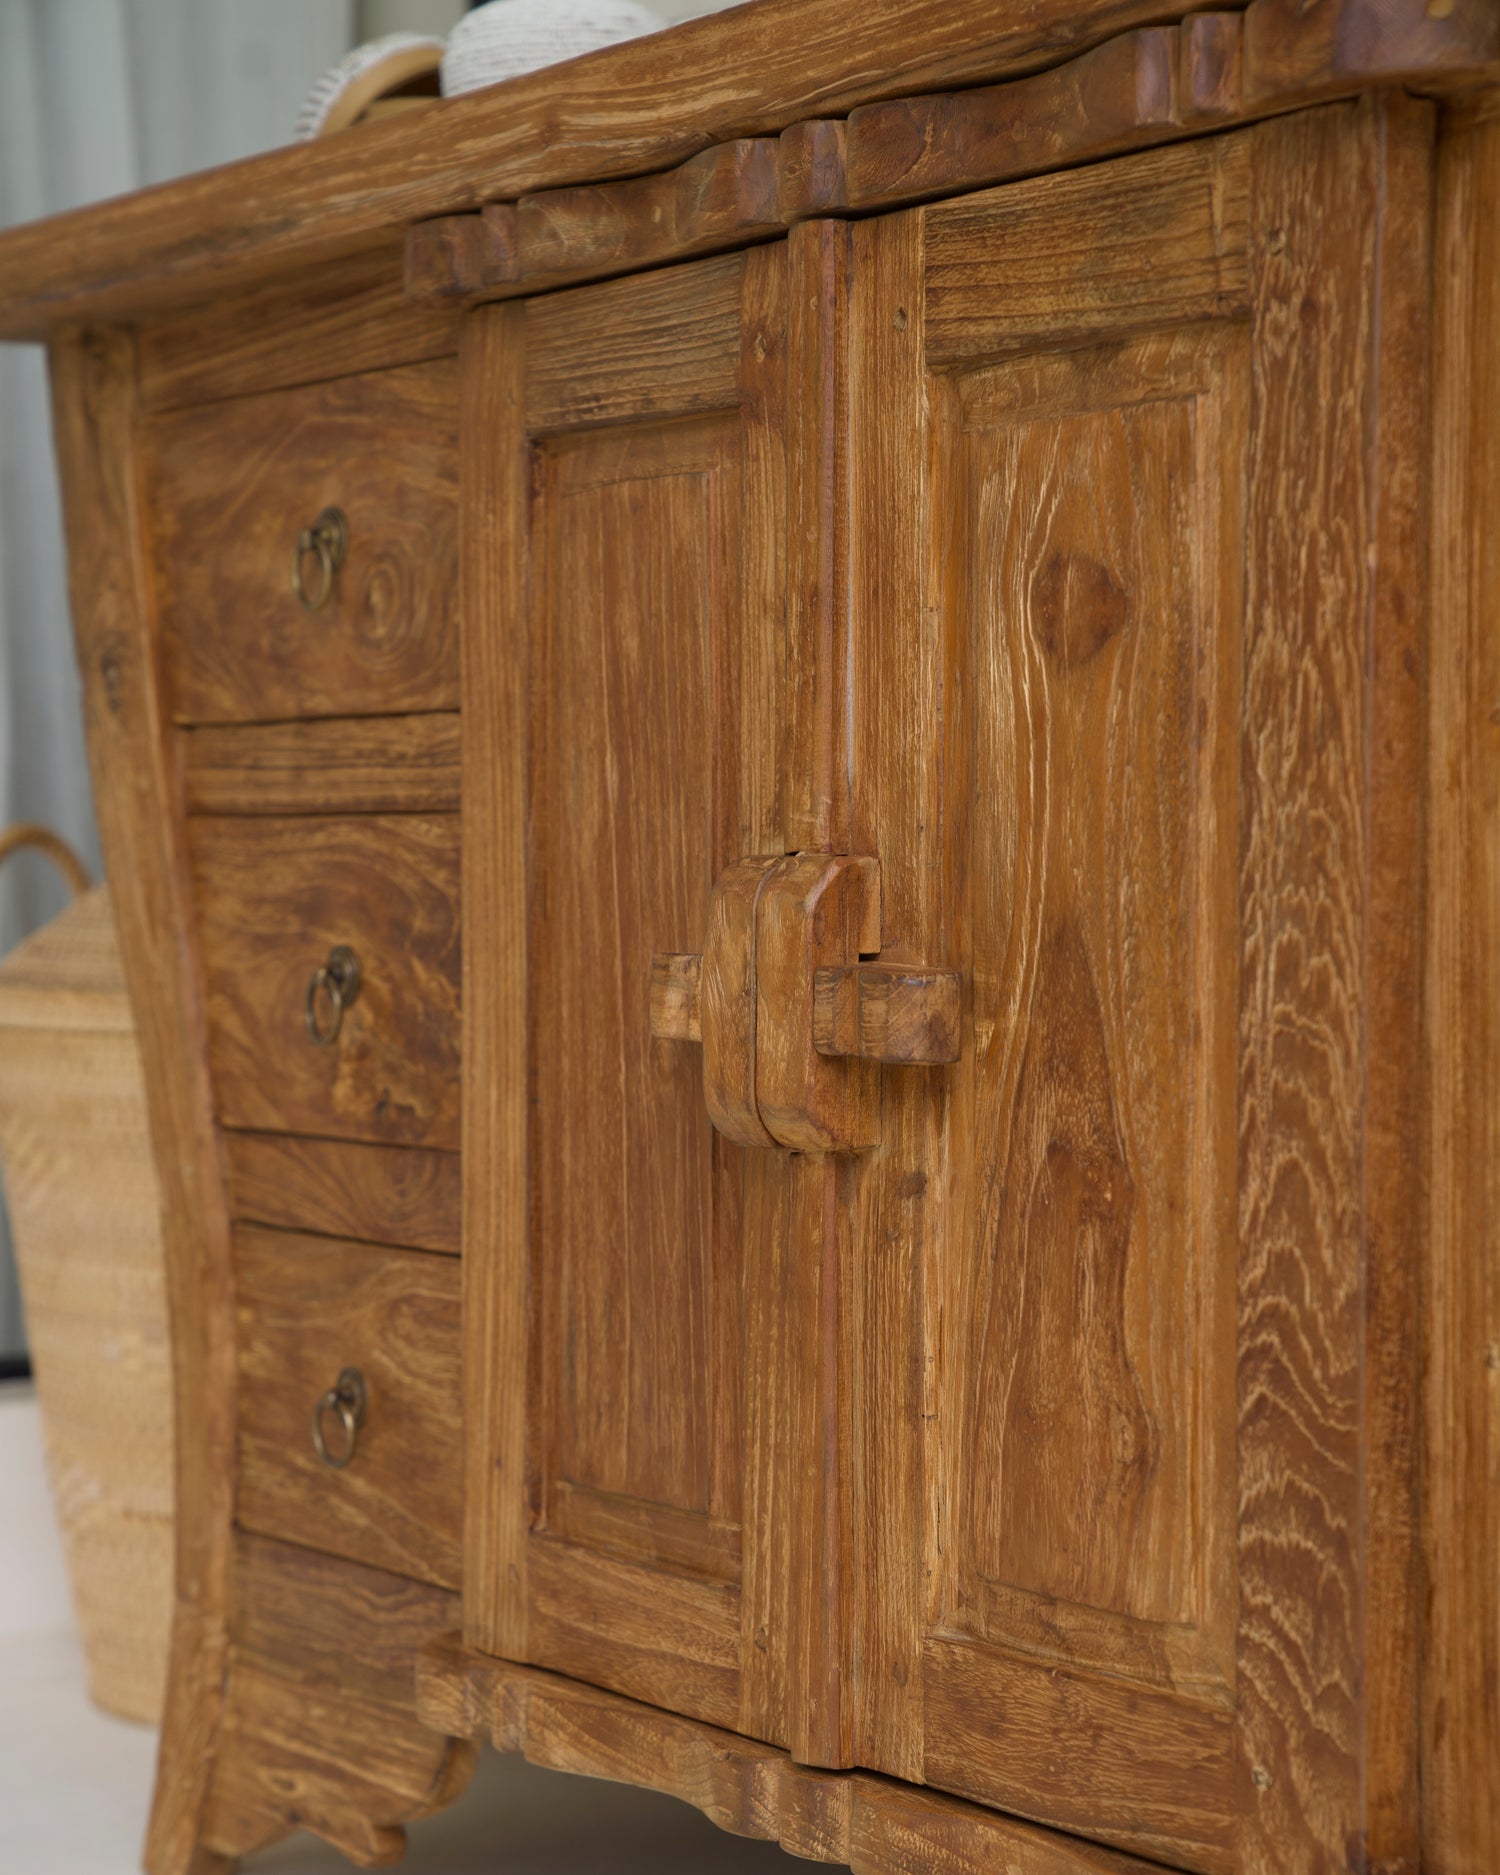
650,856,959,1152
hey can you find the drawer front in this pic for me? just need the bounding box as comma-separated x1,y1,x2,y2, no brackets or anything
147,361,458,724
225,1132,461,1257
189,814,460,1149
236,1226,462,1588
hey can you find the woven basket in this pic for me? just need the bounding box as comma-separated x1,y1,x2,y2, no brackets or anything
0,825,173,1724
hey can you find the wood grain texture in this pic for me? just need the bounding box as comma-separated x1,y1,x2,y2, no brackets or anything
1354,88,1432,1872
846,204,932,1785
417,1635,1169,1875
188,814,460,1149
181,714,461,818
203,1538,472,1867
517,256,783,1717
946,326,1243,1684
1180,12,1244,120
525,252,744,432
922,1641,1234,1868
1241,0,1500,105
741,1143,868,1767
754,854,879,1152
845,100,1434,1872
848,152,1251,1834
777,121,850,222
405,140,802,307
845,26,1184,211
519,252,789,1726
146,361,458,725
534,410,747,1530
4,0,1496,343
465,253,795,1721
223,1131,460,1256
649,951,703,1044
0,0,1278,340
922,131,1250,366
466,242,865,1764
784,218,851,853
235,1227,462,1588
923,308,1242,1868
137,244,459,413
813,964,962,1065
516,139,781,292
699,857,782,1151
230,1534,460,1710
751,220,860,1768
48,329,238,1875
458,302,531,1666
330,3,1499,327
375,0,1500,321
524,1538,743,1731
1423,97,1500,1875
403,206,520,302
1235,96,1429,1875
385,0,1500,326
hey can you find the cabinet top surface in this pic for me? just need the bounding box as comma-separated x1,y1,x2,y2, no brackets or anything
0,0,1495,342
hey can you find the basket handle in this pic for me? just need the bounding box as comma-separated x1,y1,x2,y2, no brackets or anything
0,823,92,899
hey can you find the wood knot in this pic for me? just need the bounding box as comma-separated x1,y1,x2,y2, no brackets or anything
1033,551,1129,668
97,635,129,715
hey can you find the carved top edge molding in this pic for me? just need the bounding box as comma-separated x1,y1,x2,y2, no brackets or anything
0,0,1492,341
404,0,1500,307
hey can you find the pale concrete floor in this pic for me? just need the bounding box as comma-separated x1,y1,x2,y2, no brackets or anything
0,1389,803,1874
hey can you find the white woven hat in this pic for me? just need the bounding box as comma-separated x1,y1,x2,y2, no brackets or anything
442,0,665,96
295,33,446,140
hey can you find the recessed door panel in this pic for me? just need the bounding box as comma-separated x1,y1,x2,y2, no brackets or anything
535,415,745,1569
949,332,1241,1688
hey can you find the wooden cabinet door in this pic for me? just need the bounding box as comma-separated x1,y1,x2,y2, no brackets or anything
847,105,1430,1875
462,240,856,1759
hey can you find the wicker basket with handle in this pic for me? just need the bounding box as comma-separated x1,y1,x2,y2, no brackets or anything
0,823,173,1723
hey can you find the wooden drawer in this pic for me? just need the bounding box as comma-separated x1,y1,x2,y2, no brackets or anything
146,361,458,724
188,814,460,1150
225,1132,461,1257
235,1227,462,1588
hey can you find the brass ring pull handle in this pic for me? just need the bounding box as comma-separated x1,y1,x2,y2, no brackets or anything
306,944,362,1046
311,1367,367,1470
291,506,350,612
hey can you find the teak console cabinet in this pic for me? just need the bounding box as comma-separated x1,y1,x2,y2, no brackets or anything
1,0,1497,1869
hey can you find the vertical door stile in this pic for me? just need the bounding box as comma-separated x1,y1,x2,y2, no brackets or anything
848,202,938,1788
461,298,531,1664
772,216,859,1769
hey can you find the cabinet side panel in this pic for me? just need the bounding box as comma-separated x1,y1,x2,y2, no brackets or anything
1424,95,1500,1875
48,329,238,1875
